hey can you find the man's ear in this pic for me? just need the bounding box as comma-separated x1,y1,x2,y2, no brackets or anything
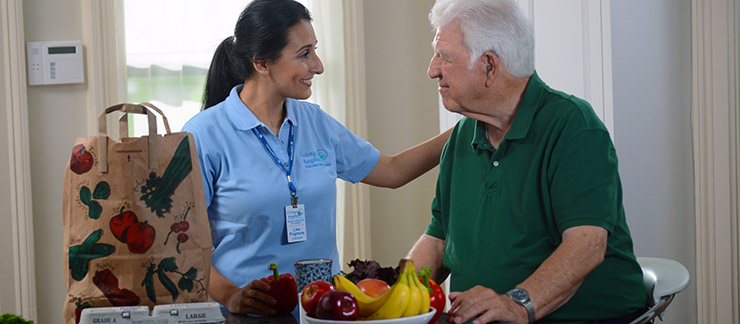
253,56,270,75
483,51,499,87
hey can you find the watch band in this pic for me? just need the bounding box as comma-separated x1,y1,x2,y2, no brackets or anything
506,288,535,324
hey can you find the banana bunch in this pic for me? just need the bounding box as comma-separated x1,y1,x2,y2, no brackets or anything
333,259,430,320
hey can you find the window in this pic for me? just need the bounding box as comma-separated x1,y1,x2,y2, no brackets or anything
123,0,247,135
123,0,319,135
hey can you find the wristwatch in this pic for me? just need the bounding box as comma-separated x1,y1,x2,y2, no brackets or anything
506,288,535,324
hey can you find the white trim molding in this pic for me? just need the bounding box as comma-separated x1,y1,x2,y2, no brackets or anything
692,0,740,322
0,0,38,320
589,0,614,137
307,0,350,265
81,0,126,137
342,0,372,263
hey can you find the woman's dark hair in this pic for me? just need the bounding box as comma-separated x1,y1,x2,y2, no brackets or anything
202,0,312,109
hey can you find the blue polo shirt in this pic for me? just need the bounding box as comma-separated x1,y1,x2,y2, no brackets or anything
182,85,380,291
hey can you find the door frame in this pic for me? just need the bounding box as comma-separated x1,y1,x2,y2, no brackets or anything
0,0,37,320
692,0,740,322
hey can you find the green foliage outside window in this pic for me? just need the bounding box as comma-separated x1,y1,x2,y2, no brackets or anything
126,65,207,107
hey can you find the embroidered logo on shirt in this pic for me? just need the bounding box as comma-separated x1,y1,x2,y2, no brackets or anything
301,149,333,168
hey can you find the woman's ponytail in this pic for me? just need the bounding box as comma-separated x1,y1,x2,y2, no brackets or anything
202,36,249,109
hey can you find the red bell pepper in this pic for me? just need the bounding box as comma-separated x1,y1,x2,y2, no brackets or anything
419,267,445,324
261,263,299,315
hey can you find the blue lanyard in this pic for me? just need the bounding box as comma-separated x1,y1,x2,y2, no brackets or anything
252,123,298,207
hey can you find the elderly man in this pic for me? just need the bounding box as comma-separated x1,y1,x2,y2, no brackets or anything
407,0,647,323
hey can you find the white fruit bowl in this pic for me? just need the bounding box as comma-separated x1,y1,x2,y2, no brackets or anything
303,309,436,324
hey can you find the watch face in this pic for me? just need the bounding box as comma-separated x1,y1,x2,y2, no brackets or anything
510,288,529,302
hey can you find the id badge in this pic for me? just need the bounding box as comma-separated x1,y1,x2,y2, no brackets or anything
285,204,307,243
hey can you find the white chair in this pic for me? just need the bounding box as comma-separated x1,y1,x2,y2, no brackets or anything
628,257,690,324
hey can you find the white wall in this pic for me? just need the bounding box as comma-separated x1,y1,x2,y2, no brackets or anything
22,0,88,323
611,0,696,322
362,0,440,267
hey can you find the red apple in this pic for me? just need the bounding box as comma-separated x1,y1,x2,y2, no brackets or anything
315,290,358,320
357,278,391,298
70,144,94,175
125,221,156,253
301,280,336,317
110,211,138,243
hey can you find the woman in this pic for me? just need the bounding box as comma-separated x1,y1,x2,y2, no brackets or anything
182,0,450,315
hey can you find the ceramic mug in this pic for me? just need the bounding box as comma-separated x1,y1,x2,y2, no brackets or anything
294,259,333,293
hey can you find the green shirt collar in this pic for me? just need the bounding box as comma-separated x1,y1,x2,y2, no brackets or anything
471,71,546,150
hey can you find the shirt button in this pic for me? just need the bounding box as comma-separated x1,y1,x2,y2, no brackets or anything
281,141,285,144
493,161,500,167
283,162,289,167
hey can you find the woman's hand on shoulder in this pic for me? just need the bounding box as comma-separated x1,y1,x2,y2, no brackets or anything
224,279,278,315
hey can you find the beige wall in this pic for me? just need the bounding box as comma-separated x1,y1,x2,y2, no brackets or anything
23,0,88,323
362,0,440,267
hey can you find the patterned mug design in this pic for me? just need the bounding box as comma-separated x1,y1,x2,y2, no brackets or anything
294,259,333,293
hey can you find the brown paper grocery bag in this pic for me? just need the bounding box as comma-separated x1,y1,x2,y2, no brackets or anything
62,103,211,324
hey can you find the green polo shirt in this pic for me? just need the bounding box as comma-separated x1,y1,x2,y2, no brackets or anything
426,72,646,323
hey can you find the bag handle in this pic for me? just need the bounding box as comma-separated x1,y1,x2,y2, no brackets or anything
117,102,173,138
98,103,161,173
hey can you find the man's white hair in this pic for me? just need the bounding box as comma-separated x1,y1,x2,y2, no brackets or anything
429,0,534,78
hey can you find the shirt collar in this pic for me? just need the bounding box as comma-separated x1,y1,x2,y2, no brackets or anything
470,71,546,151
471,119,491,151
505,71,545,140
225,85,298,132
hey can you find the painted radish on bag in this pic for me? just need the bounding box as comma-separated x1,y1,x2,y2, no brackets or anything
164,206,191,253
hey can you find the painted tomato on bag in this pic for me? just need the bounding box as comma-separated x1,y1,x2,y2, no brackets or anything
70,144,94,174
125,221,156,254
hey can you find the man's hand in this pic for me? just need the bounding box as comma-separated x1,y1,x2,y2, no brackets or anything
446,286,528,324
223,279,278,315
444,225,607,323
